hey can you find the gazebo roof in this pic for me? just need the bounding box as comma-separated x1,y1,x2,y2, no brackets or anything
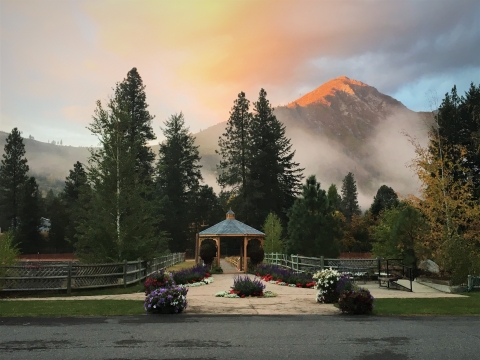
199,210,265,236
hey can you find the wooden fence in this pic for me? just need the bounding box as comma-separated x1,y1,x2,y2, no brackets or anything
263,253,379,275
0,253,185,294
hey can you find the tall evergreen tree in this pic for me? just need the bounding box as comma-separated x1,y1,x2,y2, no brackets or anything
287,175,341,257
75,84,163,262
0,128,29,231
431,83,480,198
16,177,42,253
247,89,303,227
156,113,202,253
216,92,252,216
370,185,399,218
113,68,156,180
340,172,361,224
63,161,88,247
327,184,342,211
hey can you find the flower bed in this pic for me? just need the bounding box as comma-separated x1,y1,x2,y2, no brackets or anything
144,285,188,314
214,275,277,298
338,288,374,315
144,271,176,295
144,265,213,296
255,264,316,288
172,264,211,285
313,269,342,303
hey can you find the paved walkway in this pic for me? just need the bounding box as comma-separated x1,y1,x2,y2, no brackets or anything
2,274,466,315
219,259,242,273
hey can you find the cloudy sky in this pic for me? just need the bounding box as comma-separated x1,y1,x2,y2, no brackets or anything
1,0,479,147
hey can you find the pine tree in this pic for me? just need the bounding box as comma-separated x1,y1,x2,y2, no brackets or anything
370,185,399,218
216,92,252,215
0,128,29,231
287,175,340,257
63,161,88,248
431,83,480,198
327,184,342,211
340,172,361,224
113,68,157,180
75,87,163,262
16,177,43,253
155,113,202,253
247,89,303,227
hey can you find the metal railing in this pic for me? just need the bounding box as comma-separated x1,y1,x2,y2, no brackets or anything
467,275,480,292
0,253,185,294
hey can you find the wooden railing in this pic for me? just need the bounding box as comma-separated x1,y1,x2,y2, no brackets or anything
263,253,378,276
0,253,185,294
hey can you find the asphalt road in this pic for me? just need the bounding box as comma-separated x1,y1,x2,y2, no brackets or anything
0,315,479,360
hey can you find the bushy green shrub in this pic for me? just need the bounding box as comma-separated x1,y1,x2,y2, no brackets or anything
247,241,264,265
338,288,375,315
210,266,223,274
200,241,217,265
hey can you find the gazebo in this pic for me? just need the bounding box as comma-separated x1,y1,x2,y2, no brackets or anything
195,210,265,273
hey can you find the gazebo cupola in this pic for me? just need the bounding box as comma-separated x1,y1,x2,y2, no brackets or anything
226,209,235,219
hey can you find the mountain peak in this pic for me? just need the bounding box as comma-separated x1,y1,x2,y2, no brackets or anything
287,76,369,108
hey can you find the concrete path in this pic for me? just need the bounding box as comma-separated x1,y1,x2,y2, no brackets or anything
219,259,241,274
2,274,466,316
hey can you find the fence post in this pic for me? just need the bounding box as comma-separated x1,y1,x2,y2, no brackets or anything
137,258,142,283
123,259,128,288
320,256,324,271
66,261,72,296
275,252,278,265
468,275,472,291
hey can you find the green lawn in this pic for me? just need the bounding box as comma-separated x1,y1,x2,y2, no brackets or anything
373,292,480,315
165,261,196,272
0,300,145,317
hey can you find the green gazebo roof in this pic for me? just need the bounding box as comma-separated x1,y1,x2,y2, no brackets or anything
199,210,264,236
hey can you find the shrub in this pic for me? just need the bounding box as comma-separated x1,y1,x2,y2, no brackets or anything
143,271,176,295
144,285,188,314
338,288,375,315
247,241,265,265
336,274,355,294
172,264,209,285
200,241,217,265
314,269,341,303
256,264,315,288
210,266,223,274
231,275,266,297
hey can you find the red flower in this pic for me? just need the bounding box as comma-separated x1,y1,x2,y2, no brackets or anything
241,294,245,298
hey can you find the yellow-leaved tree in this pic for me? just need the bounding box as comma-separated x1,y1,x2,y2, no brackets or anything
408,133,480,283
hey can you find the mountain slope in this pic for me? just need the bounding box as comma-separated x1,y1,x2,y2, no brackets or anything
1,76,431,205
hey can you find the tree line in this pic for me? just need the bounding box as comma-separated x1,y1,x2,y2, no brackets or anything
1,68,478,283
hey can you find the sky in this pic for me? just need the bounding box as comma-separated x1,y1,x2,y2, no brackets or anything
1,0,479,147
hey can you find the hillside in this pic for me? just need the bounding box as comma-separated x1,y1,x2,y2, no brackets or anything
1,76,433,205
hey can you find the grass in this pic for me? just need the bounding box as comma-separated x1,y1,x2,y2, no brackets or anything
0,300,145,317
373,292,480,316
165,261,196,272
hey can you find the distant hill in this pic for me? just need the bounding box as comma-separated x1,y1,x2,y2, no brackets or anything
0,131,91,194
1,76,433,205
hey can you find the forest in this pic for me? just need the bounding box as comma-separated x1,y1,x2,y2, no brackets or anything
1,68,479,284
